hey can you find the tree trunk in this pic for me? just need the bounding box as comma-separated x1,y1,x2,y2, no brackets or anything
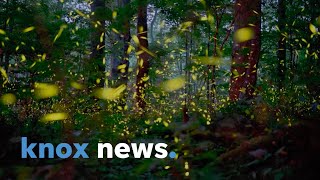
110,0,131,88
135,0,150,112
278,0,286,93
229,0,261,101
183,31,190,123
1,0,10,72
150,8,158,44
90,0,106,87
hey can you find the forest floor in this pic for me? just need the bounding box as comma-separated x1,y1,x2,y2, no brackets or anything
0,106,320,179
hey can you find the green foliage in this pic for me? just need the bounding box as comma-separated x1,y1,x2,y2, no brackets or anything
0,0,319,179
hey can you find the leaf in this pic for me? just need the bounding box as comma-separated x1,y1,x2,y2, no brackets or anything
309,23,317,34
234,27,255,43
94,84,126,100
161,77,185,92
1,93,16,105
133,159,154,174
34,83,59,99
22,26,35,33
41,113,68,122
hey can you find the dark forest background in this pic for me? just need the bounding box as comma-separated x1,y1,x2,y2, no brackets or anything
0,0,320,179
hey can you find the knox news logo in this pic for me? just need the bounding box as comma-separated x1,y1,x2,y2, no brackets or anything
21,137,177,159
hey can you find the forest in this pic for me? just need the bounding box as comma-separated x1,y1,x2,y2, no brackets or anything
0,0,320,179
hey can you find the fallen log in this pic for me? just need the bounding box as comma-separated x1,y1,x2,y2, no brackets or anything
217,135,274,162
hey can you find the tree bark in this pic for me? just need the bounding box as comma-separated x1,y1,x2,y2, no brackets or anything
150,8,158,44
229,0,261,101
135,0,150,112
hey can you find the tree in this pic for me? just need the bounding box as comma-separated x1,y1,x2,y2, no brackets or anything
135,0,150,112
277,0,286,92
118,0,131,88
90,0,106,87
229,0,261,101
110,0,131,88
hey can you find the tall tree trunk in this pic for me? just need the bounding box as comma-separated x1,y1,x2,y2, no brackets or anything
278,0,286,93
0,17,5,68
150,8,158,44
110,34,122,85
183,31,190,123
110,0,131,88
229,0,261,101
120,5,131,86
90,0,106,87
208,14,221,115
135,0,150,112
1,0,10,72
206,24,211,115
118,0,131,108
